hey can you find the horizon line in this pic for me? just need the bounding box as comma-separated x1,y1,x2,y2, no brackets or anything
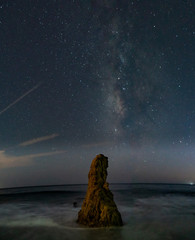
0,182,193,191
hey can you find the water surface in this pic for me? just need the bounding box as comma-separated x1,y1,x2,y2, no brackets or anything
0,184,194,240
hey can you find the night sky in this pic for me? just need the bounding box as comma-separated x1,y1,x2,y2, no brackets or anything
0,0,194,188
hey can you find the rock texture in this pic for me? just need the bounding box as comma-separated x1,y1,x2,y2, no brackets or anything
77,154,123,227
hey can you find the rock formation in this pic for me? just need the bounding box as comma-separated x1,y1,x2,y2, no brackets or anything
77,154,123,227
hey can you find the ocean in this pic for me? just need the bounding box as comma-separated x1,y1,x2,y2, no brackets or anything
0,184,194,240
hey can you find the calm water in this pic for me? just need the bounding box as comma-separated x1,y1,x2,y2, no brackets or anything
0,184,194,240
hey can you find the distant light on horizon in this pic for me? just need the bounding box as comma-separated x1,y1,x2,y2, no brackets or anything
188,182,194,185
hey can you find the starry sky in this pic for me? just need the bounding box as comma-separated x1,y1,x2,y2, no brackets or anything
0,0,194,188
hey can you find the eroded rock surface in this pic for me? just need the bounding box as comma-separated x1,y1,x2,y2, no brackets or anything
77,154,123,227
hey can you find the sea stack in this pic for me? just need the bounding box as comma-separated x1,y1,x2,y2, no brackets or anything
77,154,123,227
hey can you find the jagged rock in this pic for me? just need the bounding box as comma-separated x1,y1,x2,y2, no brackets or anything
77,154,123,227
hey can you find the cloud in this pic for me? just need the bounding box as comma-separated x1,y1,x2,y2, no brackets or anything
0,82,41,116
0,150,66,169
19,134,59,147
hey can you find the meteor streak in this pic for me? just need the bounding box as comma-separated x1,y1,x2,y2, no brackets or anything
0,82,41,115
